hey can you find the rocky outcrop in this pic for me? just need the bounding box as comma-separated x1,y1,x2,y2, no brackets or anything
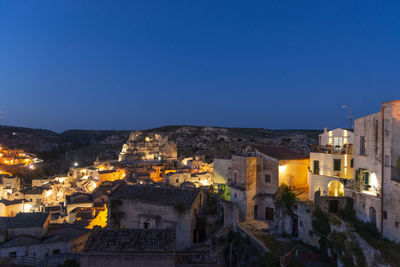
119,132,177,161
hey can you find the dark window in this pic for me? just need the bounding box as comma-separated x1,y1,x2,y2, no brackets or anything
360,136,366,155
52,249,60,255
254,205,258,219
333,159,341,171
350,159,354,168
384,211,387,220
313,160,320,175
265,207,274,220
143,222,149,229
392,167,400,182
176,179,179,183
329,200,339,213
264,174,271,183
9,252,16,258
233,172,237,184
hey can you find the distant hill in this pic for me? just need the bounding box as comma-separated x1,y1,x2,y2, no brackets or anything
0,125,321,178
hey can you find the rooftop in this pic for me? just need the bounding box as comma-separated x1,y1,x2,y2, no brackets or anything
83,228,175,253
254,145,308,160
67,192,93,204
8,212,49,229
110,184,200,209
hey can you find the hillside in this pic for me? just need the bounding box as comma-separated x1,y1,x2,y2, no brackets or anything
0,125,321,177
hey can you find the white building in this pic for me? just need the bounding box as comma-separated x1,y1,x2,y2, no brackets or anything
308,128,354,200
345,100,400,242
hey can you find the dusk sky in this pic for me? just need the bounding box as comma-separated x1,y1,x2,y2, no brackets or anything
0,1,399,132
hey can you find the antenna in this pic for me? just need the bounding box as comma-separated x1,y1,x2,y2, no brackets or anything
342,105,353,130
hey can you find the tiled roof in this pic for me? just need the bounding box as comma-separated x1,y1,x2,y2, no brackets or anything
66,193,93,204
0,199,24,206
254,145,308,160
83,228,175,253
0,235,41,248
110,184,200,209
20,187,45,195
43,224,89,243
8,212,49,229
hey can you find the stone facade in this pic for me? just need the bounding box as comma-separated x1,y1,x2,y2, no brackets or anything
213,158,232,186
108,185,207,250
346,100,400,242
119,132,177,162
230,147,309,224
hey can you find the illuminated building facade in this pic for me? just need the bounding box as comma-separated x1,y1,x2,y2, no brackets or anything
229,146,309,223
308,128,354,200
346,100,400,242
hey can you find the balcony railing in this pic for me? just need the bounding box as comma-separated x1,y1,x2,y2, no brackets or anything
310,144,353,155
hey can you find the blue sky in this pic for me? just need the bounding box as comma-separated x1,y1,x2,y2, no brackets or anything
0,1,399,132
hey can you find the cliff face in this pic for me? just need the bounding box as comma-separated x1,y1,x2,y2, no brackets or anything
119,132,177,161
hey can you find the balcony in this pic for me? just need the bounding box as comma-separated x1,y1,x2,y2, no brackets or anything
310,144,353,155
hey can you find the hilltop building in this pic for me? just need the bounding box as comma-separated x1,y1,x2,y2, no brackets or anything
119,132,177,162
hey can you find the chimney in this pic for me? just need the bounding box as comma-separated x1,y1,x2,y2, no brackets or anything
324,127,328,133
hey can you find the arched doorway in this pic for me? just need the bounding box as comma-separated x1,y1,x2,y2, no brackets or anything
369,207,377,225
327,180,344,197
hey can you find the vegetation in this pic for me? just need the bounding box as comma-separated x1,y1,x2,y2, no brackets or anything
276,184,296,211
339,202,400,266
217,184,231,201
328,231,366,267
224,230,270,267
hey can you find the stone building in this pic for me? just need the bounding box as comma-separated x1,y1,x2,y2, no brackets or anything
345,100,400,242
229,146,309,223
108,184,207,250
0,222,89,263
81,228,175,267
0,199,31,217
165,171,212,188
119,132,177,162
308,128,354,200
0,175,20,199
6,212,50,239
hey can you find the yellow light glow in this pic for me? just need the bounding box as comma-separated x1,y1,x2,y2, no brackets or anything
46,190,52,197
370,172,379,188
279,165,287,173
24,203,32,212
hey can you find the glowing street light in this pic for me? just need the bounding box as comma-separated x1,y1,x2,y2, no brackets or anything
74,162,79,167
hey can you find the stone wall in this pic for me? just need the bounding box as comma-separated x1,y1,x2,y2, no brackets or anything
314,191,347,213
